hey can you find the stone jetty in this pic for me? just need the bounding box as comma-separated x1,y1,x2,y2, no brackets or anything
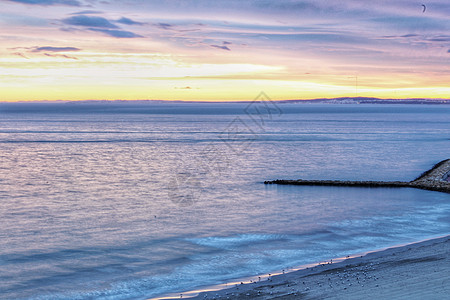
264,159,450,194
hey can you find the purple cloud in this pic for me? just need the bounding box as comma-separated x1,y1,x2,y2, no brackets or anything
211,45,231,51
32,46,81,52
60,15,143,38
70,10,103,15
62,16,118,28
116,17,145,26
156,23,173,30
44,53,78,59
428,36,450,42
88,28,143,38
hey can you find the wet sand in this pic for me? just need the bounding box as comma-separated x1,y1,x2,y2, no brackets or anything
186,235,450,300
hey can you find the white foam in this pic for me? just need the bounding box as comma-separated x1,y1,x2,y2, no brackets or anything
185,234,288,249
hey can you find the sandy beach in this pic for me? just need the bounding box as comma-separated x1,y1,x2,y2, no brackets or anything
183,235,450,300
174,159,450,300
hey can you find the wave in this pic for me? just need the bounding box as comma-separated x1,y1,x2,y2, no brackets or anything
185,233,289,250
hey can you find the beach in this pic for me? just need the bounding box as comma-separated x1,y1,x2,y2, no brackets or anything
188,235,450,299
181,157,450,300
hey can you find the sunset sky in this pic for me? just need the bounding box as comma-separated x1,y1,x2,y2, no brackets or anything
0,0,449,101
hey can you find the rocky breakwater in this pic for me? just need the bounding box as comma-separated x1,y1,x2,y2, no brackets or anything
264,159,450,194
410,159,450,193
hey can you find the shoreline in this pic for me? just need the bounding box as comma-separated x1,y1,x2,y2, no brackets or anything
154,234,450,300
153,160,450,299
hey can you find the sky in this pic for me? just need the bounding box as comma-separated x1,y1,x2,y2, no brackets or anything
0,0,449,101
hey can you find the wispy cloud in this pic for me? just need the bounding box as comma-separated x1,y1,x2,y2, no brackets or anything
32,46,81,52
155,23,173,30
116,17,145,26
70,10,103,15
427,35,450,42
44,53,78,59
210,45,231,51
8,46,80,60
210,41,232,51
62,15,118,28
88,28,143,38
12,52,29,59
7,0,81,6
60,15,143,38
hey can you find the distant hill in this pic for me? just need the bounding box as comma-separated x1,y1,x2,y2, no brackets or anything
278,97,450,105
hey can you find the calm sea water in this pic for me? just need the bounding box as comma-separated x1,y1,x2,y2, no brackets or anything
0,103,449,299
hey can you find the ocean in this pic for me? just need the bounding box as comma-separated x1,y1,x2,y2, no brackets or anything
0,102,449,299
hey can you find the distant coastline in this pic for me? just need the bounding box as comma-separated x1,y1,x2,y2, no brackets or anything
1,98,450,115
1,97,450,105
278,97,450,105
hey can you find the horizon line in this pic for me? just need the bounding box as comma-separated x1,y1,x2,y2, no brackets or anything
2,96,450,104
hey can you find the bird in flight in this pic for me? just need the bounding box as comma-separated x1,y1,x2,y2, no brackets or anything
422,4,426,13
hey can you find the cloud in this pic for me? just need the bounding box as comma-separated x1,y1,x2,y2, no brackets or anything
156,23,173,30
32,46,81,52
175,86,192,89
10,46,80,59
44,53,78,59
88,28,142,38
60,15,143,38
59,27,80,32
427,36,450,42
70,10,103,15
401,34,419,38
380,34,417,40
62,15,118,28
12,52,29,59
7,0,81,6
116,17,145,26
209,41,232,51
211,45,231,51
